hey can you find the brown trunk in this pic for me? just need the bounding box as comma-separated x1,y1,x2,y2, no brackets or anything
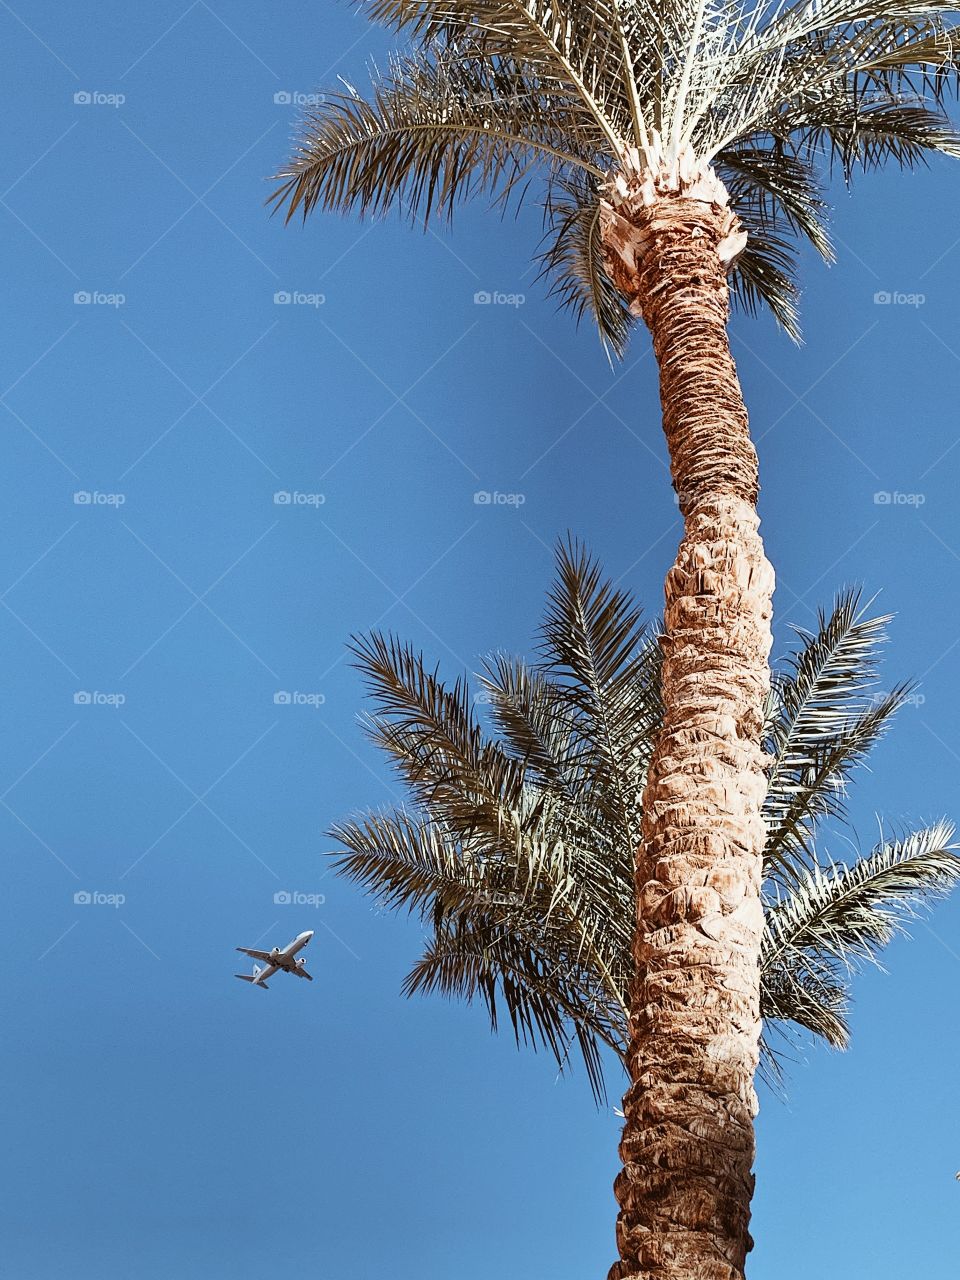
601,155,774,1280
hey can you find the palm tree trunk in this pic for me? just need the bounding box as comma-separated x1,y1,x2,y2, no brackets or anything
602,160,774,1280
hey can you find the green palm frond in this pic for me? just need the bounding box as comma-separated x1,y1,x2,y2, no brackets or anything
763,591,911,881
332,779,630,1100
763,96,960,181
833,101,960,171
714,133,832,339
716,144,833,262
768,592,889,753
269,45,604,225
727,226,802,341
365,0,639,145
275,0,960,340
331,809,486,916
760,951,849,1051
405,914,620,1099
539,171,634,359
761,822,960,1046
699,11,960,156
350,630,527,831
477,656,585,801
331,547,957,1092
764,690,909,875
539,540,656,847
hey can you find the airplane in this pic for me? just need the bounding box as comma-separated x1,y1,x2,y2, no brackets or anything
234,930,314,989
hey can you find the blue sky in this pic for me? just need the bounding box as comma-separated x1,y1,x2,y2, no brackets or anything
1,2,959,1277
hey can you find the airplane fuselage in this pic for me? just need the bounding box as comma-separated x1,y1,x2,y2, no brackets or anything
235,931,315,988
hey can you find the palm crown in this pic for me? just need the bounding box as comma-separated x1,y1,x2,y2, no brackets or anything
272,0,960,348
331,544,959,1097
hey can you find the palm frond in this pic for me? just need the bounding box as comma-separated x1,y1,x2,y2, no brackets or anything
539,172,634,359
699,10,960,156
540,539,656,844
333,793,631,1097
767,96,960,182
764,591,909,879
269,45,604,224
349,630,528,833
768,592,890,754
762,821,960,1046
405,913,622,1099
364,0,646,149
717,143,833,261
330,554,958,1090
276,0,960,340
760,952,849,1048
331,809,488,916
477,655,584,800
765,687,910,878
727,221,802,341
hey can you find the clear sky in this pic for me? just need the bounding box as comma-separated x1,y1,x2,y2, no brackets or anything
1,2,959,1277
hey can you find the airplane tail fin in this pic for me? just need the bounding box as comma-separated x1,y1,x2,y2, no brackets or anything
234,973,269,989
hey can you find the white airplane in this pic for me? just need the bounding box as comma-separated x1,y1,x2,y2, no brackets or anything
235,930,314,989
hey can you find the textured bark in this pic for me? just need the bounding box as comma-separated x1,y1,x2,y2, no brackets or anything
601,152,774,1280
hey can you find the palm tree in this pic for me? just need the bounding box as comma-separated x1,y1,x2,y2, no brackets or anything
330,546,959,1262
271,6,960,1274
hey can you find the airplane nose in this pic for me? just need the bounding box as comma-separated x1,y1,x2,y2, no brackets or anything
301,930,314,940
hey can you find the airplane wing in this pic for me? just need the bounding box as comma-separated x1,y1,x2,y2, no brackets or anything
292,966,313,981
236,947,273,962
